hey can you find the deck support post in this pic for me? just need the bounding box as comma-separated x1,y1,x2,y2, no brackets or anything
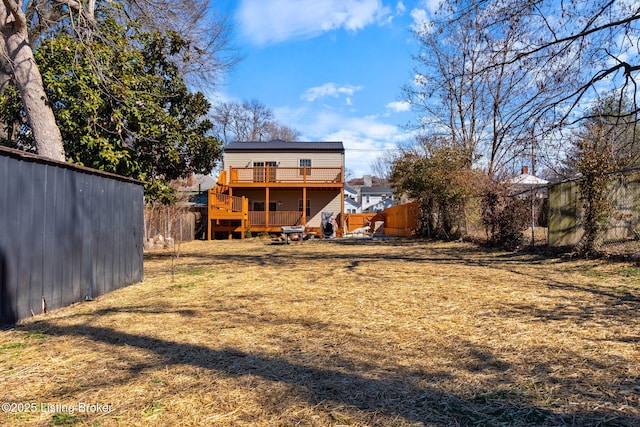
302,187,307,226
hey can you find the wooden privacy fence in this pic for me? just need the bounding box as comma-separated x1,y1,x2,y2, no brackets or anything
342,201,419,237
548,168,640,248
0,147,144,325
343,213,377,232
377,201,419,237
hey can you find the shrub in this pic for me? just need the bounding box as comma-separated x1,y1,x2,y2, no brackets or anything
481,183,530,250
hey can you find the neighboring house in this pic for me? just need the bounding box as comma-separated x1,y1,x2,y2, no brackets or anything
177,174,217,207
347,175,395,212
208,140,345,239
344,196,361,214
344,185,361,213
508,166,549,198
361,186,394,213
344,185,358,201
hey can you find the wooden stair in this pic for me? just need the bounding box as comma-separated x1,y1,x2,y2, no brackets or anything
207,171,249,240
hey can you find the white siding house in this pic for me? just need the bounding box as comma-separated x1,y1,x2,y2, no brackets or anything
360,186,394,213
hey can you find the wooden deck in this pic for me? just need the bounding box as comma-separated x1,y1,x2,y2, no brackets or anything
227,166,343,186
208,167,345,239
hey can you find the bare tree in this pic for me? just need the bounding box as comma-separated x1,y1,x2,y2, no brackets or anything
369,149,397,180
263,121,301,142
213,99,300,143
405,8,483,169
459,0,640,126
406,0,566,177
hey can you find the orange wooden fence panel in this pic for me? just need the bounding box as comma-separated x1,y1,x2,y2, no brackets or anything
343,213,377,231
341,201,418,237
380,201,419,237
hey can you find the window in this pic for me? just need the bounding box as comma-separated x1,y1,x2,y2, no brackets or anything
253,161,277,182
298,199,311,217
299,159,311,175
253,162,265,182
254,201,277,212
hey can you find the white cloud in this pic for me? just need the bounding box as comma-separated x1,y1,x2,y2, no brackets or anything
301,83,364,102
276,108,413,176
410,8,430,32
385,100,411,113
424,0,442,13
396,1,407,15
237,0,392,45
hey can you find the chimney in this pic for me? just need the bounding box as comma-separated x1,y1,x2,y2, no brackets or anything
364,175,373,187
521,166,529,175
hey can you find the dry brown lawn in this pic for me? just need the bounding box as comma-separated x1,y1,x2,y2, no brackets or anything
1,238,639,426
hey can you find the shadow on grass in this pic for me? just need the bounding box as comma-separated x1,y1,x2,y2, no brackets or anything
145,241,640,329
18,320,640,426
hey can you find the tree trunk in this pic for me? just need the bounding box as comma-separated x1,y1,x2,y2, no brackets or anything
0,41,12,141
1,1,65,161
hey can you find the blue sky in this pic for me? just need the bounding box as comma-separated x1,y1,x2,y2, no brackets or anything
214,0,436,177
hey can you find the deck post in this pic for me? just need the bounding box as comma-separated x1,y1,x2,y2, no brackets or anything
265,187,270,228
242,197,249,239
340,184,345,235
302,187,307,226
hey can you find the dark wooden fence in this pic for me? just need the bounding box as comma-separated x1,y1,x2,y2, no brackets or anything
548,167,640,249
0,147,144,325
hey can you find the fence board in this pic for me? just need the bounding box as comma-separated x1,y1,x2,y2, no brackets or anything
548,169,640,248
343,213,376,232
0,147,143,325
342,202,419,237
379,202,419,237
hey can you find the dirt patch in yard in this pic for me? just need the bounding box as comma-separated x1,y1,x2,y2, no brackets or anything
1,238,639,426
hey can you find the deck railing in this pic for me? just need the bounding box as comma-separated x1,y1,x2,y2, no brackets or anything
248,211,303,227
209,191,245,212
229,166,342,184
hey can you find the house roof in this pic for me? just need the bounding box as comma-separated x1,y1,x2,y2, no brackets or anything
344,185,357,194
344,198,361,208
361,186,393,194
348,176,388,187
509,173,549,187
225,140,344,153
177,174,217,192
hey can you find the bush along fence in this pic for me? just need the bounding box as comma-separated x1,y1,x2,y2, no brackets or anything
342,168,638,257
0,146,144,325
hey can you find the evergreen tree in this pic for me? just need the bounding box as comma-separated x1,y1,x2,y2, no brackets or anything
0,4,223,201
